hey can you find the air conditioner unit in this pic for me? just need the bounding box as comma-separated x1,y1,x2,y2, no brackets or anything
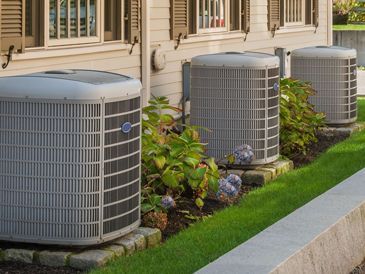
0,70,142,246
190,52,280,165
291,46,357,125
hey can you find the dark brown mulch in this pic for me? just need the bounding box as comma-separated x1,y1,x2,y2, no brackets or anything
290,129,350,168
160,186,253,240
0,262,81,274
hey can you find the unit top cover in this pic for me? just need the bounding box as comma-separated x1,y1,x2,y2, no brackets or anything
0,70,142,100
191,52,280,68
291,46,357,59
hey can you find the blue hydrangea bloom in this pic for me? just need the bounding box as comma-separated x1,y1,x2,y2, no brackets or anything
234,145,255,164
216,178,238,198
161,195,176,209
226,174,242,190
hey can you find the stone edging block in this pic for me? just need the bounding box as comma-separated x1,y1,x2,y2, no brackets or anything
0,227,162,270
235,160,294,187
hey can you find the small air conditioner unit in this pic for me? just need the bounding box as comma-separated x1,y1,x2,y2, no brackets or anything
190,52,280,165
0,70,142,245
291,46,357,125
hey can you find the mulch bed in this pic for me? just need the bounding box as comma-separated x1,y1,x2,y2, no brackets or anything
289,129,350,168
0,262,81,274
161,186,253,240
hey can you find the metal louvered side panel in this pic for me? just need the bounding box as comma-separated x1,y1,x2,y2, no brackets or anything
190,66,280,165
0,99,101,244
103,96,141,236
291,57,357,124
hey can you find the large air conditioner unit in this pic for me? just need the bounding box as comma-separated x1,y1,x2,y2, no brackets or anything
291,46,357,125
190,52,280,165
0,70,142,246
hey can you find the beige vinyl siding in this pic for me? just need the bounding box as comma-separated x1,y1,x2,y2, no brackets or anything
0,45,141,78
150,0,329,107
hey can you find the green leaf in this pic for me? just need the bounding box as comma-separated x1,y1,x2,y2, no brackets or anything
161,171,180,188
208,176,219,192
184,157,200,168
195,198,204,208
190,167,207,181
154,155,166,169
141,203,155,213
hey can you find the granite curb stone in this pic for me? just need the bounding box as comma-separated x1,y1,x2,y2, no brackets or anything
5,248,35,264
0,227,162,270
69,250,114,270
38,251,72,267
134,227,162,248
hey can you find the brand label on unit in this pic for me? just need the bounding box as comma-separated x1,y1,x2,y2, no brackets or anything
273,83,279,92
121,122,132,134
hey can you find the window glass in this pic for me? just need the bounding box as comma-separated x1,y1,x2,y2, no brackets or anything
49,0,57,39
198,0,227,32
90,0,96,36
70,0,78,37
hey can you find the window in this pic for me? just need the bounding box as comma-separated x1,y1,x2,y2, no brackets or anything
48,0,100,46
198,0,227,33
185,0,249,35
279,0,316,27
23,0,140,49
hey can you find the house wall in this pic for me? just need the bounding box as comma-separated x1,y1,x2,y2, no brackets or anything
0,44,141,79
150,0,331,107
0,0,330,108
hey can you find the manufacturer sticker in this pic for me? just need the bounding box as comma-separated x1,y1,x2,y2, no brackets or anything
121,122,132,134
273,82,279,92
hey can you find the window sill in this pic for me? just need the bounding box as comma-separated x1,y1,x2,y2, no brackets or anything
12,42,130,61
275,26,316,35
182,31,244,45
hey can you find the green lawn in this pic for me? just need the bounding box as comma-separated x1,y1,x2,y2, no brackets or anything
93,100,365,274
333,24,365,30
359,98,365,121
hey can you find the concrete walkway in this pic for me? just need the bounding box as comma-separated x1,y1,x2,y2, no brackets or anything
196,169,365,274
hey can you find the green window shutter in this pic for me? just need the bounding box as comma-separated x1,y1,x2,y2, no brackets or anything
1,0,25,52
242,0,250,33
313,0,319,27
128,0,140,44
170,0,188,40
268,0,280,32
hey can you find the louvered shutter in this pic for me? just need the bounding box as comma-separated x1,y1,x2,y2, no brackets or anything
0,0,25,52
128,0,140,44
241,0,250,33
170,0,188,40
268,0,280,31
313,0,319,27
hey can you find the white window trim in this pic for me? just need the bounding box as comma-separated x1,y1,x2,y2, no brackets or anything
45,0,102,48
283,0,305,27
196,0,230,34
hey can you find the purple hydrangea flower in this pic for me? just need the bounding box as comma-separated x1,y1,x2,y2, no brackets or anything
161,195,176,209
234,145,255,165
226,174,242,190
216,179,238,198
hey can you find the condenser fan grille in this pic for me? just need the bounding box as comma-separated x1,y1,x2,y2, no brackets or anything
191,64,280,165
0,96,141,245
291,47,357,125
